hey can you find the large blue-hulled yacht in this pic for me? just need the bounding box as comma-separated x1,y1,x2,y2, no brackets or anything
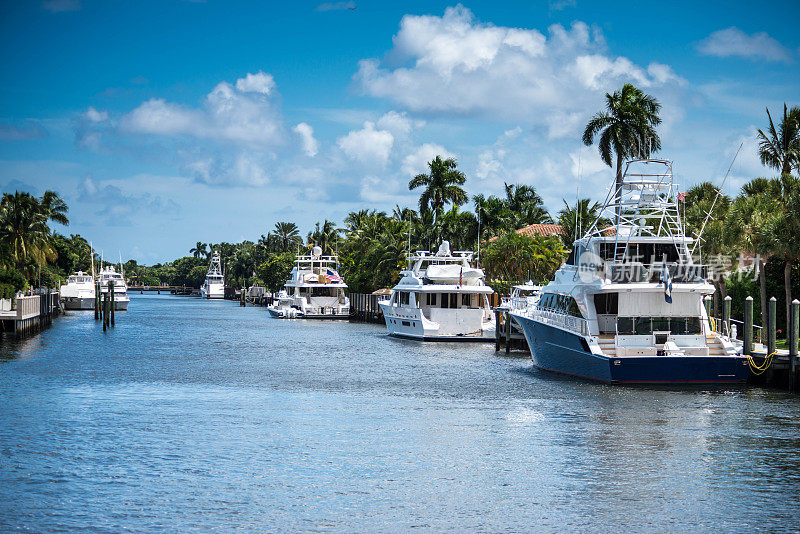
511,159,748,384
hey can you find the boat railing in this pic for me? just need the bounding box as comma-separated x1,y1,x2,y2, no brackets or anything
531,308,589,336
510,296,536,310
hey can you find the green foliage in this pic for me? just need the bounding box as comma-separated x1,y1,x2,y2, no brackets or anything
482,232,566,284
0,267,27,298
257,253,295,292
473,183,552,241
557,198,609,247
409,155,468,221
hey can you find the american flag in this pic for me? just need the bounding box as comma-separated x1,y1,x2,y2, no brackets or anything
677,192,687,202
326,268,343,283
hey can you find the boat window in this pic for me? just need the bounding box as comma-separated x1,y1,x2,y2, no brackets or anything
686,317,701,334
635,317,652,335
441,293,449,309
617,317,634,334
400,292,409,306
426,293,436,306
450,293,458,309
412,292,420,308
593,293,618,315
462,294,471,307
651,317,670,332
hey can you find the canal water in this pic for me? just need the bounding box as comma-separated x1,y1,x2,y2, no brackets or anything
1,293,799,532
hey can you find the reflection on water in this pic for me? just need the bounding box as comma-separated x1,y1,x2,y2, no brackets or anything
1,294,799,532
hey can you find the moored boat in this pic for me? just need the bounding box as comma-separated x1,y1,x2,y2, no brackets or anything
201,251,225,299
266,246,350,319
511,159,747,383
60,271,95,310
98,265,130,311
379,241,495,341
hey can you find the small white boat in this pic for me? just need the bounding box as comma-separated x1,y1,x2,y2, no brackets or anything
498,281,542,312
60,271,95,310
379,241,495,341
267,246,350,319
98,266,130,310
201,251,225,299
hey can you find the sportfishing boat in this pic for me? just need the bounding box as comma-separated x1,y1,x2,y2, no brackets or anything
98,265,130,311
379,241,495,341
59,271,95,310
266,246,350,319
511,159,747,383
201,251,225,299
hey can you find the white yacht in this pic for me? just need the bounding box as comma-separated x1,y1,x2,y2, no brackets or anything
60,271,95,310
379,241,495,341
498,281,542,312
201,251,225,299
266,247,350,319
98,265,130,310
511,159,747,384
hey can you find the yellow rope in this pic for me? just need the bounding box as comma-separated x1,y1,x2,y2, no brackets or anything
745,351,777,375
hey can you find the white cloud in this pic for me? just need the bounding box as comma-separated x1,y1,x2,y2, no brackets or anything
185,154,270,187
234,71,276,94
84,107,108,123
376,111,422,137
42,0,81,13
316,1,356,11
337,122,394,166
355,5,687,138
401,143,456,177
697,27,792,63
120,72,284,147
293,122,319,157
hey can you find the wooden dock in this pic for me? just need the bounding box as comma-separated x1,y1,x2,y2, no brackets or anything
0,291,60,338
494,308,529,353
348,293,384,324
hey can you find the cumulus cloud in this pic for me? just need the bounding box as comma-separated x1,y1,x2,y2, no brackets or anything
120,72,284,147
185,154,270,187
84,107,109,123
355,5,686,138
293,122,319,157
337,122,394,166
234,71,276,94
697,27,792,63
78,176,181,226
402,143,456,177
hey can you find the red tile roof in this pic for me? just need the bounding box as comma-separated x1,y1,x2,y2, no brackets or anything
515,223,566,237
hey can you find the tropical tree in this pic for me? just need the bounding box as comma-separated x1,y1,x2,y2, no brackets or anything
757,103,800,176
473,193,513,240
557,198,609,248
482,232,566,283
307,220,339,255
189,241,207,258
274,221,303,253
408,156,468,222
503,183,552,226
439,205,478,252
582,83,662,218
39,190,70,226
0,191,58,278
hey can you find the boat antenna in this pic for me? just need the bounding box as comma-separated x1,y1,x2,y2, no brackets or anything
476,210,481,268
575,151,582,242
407,210,412,270
90,241,95,280
119,251,124,279
691,142,742,255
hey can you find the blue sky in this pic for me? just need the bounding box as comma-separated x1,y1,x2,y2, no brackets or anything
1,0,799,263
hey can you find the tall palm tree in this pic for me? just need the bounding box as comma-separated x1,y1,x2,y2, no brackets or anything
557,198,609,248
504,183,552,225
757,103,800,176
582,83,662,218
39,190,70,226
189,241,207,258
473,194,513,240
274,221,302,253
0,192,55,276
307,220,339,256
408,156,468,222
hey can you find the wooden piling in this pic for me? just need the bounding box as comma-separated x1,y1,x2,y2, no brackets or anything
95,281,100,320
744,296,753,356
723,295,731,337
103,293,108,332
109,281,115,327
790,299,799,393
768,296,777,356
495,310,501,352
505,311,511,354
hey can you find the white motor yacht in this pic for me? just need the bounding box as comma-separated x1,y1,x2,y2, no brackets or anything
379,241,495,341
267,246,350,319
60,271,95,310
99,265,130,310
201,251,225,299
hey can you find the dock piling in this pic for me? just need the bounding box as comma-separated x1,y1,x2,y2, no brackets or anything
744,296,753,355
790,299,799,393
109,281,115,327
723,295,731,337
768,296,777,356
95,281,100,320
505,311,511,354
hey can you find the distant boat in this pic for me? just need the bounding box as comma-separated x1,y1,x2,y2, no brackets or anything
60,271,95,310
379,241,495,341
497,281,542,313
98,265,130,310
511,159,747,384
201,251,225,299
267,246,350,319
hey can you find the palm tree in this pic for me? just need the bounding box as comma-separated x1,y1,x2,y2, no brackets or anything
39,190,70,226
757,103,800,176
0,191,55,277
307,220,339,255
408,156,468,222
274,221,302,253
189,241,207,259
557,198,609,248
504,183,552,225
473,194,513,240
582,83,662,219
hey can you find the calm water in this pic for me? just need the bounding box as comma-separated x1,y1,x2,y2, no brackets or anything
1,294,799,532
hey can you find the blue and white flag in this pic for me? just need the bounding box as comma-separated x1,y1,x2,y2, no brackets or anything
660,260,673,304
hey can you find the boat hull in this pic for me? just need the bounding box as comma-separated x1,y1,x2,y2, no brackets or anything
201,287,224,299
514,314,748,384
379,302,494,342
62,296,95,310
